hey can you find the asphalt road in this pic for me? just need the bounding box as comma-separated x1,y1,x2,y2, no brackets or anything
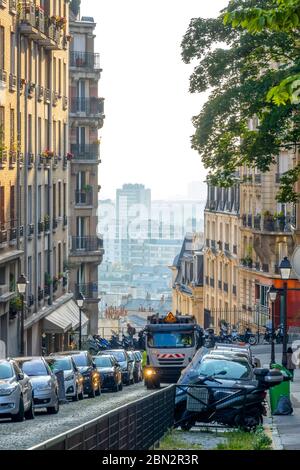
0,382,154,450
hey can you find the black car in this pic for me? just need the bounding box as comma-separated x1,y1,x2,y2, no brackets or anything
132,351,143,383
93,355,122,392
98,349,134,385
55,351,101,398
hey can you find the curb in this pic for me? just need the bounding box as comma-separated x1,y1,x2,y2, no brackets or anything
270,419,284,450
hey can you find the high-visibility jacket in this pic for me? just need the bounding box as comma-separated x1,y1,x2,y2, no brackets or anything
142,350,147,368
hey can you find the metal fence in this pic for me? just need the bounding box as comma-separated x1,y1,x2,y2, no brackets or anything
30,386,175,450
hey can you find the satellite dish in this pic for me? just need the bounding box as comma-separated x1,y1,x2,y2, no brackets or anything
291,246,300,279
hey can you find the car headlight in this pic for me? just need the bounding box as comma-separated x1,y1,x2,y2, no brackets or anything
65,374,74,382
0,385,18,396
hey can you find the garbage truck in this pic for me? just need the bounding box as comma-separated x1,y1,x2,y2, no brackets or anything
143,312,203,389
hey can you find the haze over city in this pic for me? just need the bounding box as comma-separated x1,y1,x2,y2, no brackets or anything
81,0,228,200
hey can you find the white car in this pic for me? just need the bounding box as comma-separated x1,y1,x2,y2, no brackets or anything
0,359,35,422
48,355,84,401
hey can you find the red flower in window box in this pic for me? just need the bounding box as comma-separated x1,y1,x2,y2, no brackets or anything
42,149,54,158
66,152,74,161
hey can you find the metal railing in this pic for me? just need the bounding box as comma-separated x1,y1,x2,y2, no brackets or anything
75,282,99,300
70,51,101,70
70,144,100,161
30,386,175,450
70,97,104,115
71,236,103,252
75,189,93,206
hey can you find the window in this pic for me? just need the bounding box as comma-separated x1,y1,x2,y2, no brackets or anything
58,182,61,217
53,120,56,154
38,185,42,220
58,121,61,156
10,186,15,227
0,107,5,147
53,183,56,219
28,115,32,153
28,256,32,295
63,123,67,156
38,253,42,287
58,59,61,95
11,33,16,75
53,58,56,92
28,186,33,224
0,186,5,229
38,118,42,154
63,183,67,217
10,109,15,150
58,243,62,274
63,63,66,96
44,119,48,149
0,27,4,71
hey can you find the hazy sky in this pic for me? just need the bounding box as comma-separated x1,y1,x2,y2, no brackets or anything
80,0,228,200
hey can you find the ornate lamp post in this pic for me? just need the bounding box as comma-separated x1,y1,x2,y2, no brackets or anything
77,292,85,350
268,285,277,367
17,274,28,356
279,257,292,367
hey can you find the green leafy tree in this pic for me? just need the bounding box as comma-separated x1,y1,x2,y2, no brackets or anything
224,0,300,105
182,0,300,202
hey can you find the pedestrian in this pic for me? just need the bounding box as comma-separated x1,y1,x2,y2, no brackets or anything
287,347,296,380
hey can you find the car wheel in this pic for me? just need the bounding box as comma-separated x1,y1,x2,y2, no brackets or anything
24,399,35,420
47,395,60,414
12,397,25,422
72,388,79,402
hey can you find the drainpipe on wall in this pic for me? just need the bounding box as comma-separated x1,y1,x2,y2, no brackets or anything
16,27,21,255
24,38,28,280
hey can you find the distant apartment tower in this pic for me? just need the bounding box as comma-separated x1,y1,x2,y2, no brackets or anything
68,9,105,333
116,184,151,266
1,0,76,356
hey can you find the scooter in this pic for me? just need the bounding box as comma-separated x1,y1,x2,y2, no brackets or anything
233,328,257,345
175,368,284,432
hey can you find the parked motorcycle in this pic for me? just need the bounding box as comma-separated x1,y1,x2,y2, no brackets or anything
175,367,284,432
204,328,216,348
263,326,273,344
232,328,257,345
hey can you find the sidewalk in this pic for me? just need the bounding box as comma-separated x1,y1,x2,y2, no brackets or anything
272,368,300,450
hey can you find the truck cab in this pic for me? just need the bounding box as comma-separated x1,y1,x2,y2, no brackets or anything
144,313,202,389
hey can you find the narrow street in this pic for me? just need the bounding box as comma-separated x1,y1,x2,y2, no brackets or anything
0,383,153,450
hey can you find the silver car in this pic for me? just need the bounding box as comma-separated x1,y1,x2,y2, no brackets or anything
0,359,35,422
16,357,59,414
48,355,84,401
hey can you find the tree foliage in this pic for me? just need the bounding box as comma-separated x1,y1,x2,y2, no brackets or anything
182,0,300,202
224,0,300,105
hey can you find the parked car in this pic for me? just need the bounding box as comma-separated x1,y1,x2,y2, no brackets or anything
213,344,261,367
54,351,101,398
98,349,134,385
15,357,59,414
132,351,143,382
46,356,84,401
0,359,35,422
93,355,122,392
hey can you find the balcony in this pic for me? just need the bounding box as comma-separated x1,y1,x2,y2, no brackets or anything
247,214,253,228
254,215,261,230
19,4,63,50
206,200,217,211
0,68,7,84
9,0,16,13
70,97,104,117
75,189,93,206
0,229,8,245
70,51,101,70
70,144,100,162
71,236,103,253
75,283,99,301
257,215,296,233
9,73,16,92
0,150,7,168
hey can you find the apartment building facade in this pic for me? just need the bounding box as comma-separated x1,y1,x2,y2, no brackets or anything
204,138,300,332
68,10,105,334
170,233,204,325
204,181,240,329
0,0,88,357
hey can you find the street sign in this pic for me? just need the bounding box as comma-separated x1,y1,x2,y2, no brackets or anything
291,246,300,279
165,312,176,323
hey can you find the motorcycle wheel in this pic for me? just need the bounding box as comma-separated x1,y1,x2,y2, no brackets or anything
181,420,194,431
248,336,257,346
236,413,262,432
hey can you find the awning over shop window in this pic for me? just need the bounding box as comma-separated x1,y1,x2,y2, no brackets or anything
43,299,88,334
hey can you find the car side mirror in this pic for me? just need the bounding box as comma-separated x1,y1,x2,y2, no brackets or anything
17,373,24,381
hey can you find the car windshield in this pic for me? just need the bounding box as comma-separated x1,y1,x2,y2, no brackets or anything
148,332,194,348
109,351,126,362
0,363,13,379
21,360,49,377
72,355,88,367
94,357,112,368
52,358,72,371
197,359,251,380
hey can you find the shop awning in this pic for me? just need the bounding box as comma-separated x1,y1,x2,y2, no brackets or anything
43,299,89,334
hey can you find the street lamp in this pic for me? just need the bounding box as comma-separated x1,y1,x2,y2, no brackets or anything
279,257,292,367
268,285,277,367
77,292,85,350
17,274,27,356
